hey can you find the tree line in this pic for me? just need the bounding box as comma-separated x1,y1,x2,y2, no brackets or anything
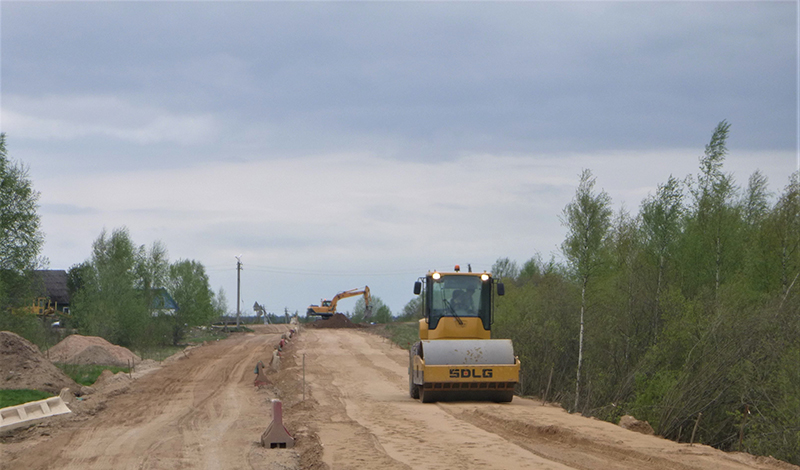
489,121,799,464
68,228,227,348
0,133,226,351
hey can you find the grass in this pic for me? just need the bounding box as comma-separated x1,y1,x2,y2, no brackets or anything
55,364,130,386
0,389,54,408
136,345,184,362
380,322,420,350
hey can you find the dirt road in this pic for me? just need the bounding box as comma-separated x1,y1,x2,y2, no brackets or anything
294,328,795,470
1,325,296,470
1,325,796,470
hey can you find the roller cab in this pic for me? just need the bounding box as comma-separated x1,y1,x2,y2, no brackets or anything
408,267,520,403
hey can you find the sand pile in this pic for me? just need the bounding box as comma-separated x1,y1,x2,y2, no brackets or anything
0,331,81,394
48,334,141,367
618,415,655,435
307,313,360,329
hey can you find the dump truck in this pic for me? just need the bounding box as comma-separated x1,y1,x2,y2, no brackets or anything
306,286,371,319
408,266,519,403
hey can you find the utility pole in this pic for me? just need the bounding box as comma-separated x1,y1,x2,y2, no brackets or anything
236,255,242,329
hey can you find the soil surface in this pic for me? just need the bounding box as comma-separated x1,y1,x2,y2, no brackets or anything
1,325,796,470
0,331,80,395
47,334,141,367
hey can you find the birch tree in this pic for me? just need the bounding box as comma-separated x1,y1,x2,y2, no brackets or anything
561,169,612,412
640,175,683,340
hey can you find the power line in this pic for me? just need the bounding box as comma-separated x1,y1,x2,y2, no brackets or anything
243,264,433,277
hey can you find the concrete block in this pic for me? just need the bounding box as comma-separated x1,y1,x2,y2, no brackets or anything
0,395,72,434
261,399,294,449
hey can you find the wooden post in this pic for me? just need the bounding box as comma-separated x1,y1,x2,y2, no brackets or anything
542,365,554,406
690,412,702,446
739,405,749,451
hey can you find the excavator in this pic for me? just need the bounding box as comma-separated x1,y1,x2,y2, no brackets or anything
408,266,520,403
306,286,372,319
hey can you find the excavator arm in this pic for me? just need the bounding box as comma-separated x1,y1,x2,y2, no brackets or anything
329,287,370,313
307,286,371,318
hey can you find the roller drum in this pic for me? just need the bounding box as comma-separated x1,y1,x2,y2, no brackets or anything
420,339,516,365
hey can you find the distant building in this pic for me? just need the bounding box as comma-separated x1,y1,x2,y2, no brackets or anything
32,270,70,315
150,288,179,316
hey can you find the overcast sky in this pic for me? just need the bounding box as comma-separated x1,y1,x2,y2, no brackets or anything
1,1,797,316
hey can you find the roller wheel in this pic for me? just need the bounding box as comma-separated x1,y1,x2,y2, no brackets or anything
409,377,420,399
493,391,514,403
420,387,437,403
409,343,421,400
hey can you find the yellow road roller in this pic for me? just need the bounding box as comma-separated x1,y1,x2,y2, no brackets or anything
408,266,520,403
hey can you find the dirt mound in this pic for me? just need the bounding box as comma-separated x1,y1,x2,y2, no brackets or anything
0,331,81,394
306,313,360,329
92,369,132,390
48,334,140,367
619,415,655,435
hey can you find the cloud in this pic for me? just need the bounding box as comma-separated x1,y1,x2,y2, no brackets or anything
3,1,795,162
3,1,795,313
3,95,219,146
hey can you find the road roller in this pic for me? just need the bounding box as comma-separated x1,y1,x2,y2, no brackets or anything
408,266,520,403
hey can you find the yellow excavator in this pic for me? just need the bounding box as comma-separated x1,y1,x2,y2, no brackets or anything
408,266,520,403
306,286,372,319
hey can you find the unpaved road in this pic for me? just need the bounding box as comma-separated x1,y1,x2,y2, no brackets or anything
1,325,796,470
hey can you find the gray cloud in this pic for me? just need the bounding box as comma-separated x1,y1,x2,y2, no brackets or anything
3,2,794,165
2,1,795,313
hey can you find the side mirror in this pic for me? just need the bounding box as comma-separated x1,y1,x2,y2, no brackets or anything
497,282,505,296
413,281,422,295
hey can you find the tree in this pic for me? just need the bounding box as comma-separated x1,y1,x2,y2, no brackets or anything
640,175,683,340
212,287,228,319
492,257,520,281
742,170,771,228
561,169,612,412
135,240,169,310
518,256,542,282
0,133,44,308
167,259,216,345
683,120,741,299
772,172,800,294
352,296,391,323
398,295,423,321
71,227,149,347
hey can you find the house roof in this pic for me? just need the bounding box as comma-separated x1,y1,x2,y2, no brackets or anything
151,288,179,311
34,270,70,305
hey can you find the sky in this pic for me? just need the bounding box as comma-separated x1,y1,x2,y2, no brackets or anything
1,1,797,317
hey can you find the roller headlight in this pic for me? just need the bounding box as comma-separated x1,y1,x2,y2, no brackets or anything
432,272,441,280
481,273,490,281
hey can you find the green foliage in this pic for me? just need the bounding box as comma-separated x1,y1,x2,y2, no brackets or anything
491,257,520,281
397,296,422,321
0,312,48,349
0,133,46,345
0,133,44,282
382,322,419,349
69,228,221,350
54,364,130,386
561,169,613,280
560,168,613,411
167,259,217,345
71,227,150,347
351,296,391,323
0,389,53,408
493,122,799,464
